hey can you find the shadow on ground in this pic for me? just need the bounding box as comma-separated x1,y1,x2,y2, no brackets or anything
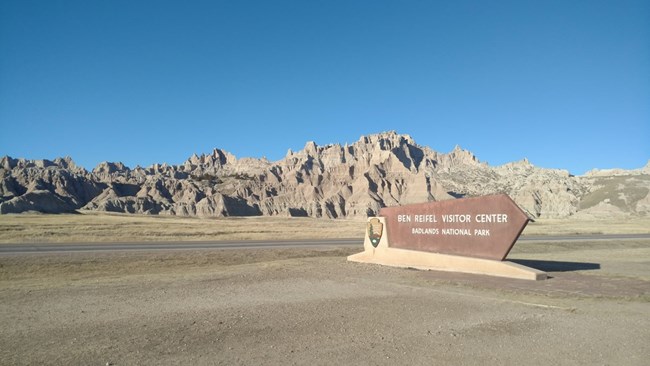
510,259,600,272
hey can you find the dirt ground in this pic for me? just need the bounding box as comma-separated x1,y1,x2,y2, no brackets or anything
1,238,649,365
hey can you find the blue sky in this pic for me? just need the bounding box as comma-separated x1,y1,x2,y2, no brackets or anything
1,0,648,175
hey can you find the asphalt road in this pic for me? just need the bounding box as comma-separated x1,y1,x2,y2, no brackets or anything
0,238,361,254
0,234,649,255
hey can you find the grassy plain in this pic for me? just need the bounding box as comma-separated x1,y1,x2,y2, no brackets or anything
0,212,649,244
522,217,650,236
0,213,366,243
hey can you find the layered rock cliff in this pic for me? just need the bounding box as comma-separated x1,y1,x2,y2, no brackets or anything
1,132,648,218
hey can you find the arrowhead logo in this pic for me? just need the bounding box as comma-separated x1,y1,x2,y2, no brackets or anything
367,218,383,248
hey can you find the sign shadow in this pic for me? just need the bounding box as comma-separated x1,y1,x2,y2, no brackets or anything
510,259,600,273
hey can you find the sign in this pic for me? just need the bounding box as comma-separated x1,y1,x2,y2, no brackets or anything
380,194,529,261
367,218,383,247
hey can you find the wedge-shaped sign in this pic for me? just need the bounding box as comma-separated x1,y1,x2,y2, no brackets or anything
380,194,529,261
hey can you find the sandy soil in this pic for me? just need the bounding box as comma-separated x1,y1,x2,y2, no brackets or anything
1,239,649,365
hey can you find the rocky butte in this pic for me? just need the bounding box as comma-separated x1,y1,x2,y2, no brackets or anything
1,131,649,218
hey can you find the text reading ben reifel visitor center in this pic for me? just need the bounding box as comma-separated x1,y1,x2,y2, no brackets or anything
396,213,510,237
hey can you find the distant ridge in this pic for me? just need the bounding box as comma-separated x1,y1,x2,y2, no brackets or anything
2,131,649,218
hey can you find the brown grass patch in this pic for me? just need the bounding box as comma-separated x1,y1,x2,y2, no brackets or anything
0,212,648,244
523,217,650,235
0,212,365,244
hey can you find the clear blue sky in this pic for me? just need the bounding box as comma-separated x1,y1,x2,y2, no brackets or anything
1,0,648,175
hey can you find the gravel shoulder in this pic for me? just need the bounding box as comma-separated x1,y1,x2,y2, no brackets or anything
1,239,649,365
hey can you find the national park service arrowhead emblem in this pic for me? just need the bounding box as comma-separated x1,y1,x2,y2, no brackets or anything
367,218,383,248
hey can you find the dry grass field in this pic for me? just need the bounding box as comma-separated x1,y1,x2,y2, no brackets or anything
0,212,649,244
522,216,650,235
0,213,366,243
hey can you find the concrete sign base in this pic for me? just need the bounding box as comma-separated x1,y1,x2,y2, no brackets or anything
348,217,547,281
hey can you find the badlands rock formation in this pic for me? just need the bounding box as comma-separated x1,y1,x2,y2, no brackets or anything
1,132,649,218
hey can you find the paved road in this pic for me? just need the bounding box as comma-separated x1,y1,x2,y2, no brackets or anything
0,239,361,254
0,234,649,255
